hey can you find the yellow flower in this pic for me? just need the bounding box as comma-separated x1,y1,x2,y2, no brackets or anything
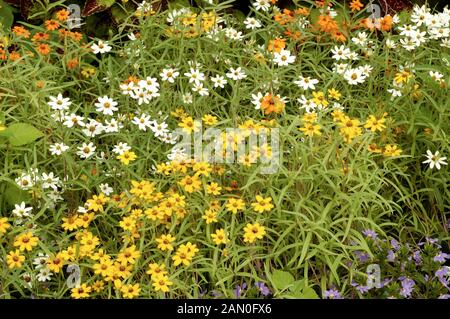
202,209,218,224
302,112,318,123
62,215,80,231
120,283,141,299
13,232,39,252
243,222,266,243
312,91,329,107
117,150,137,165
251,195,274,213
152,274,173,293
225,198,245,214
117,245,141,265
86,193,109,212
0,217,11,235
178,116,201,133
47,253,65,273
93,257,114,277
327,88,341,101
383,144,402,157
156,234,176,251
368,143,383,153
364,113,387,132
6,250,25,269
193,161,212,177
71,284,92,299
299,123,322,137
172,242,198,266
394,70,412,84
178,174,202,193
206,182,222,195
211,229,229,245
202,114,218,126
146,263,168,280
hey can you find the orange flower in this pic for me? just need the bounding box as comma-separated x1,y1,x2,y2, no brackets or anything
32,32,50,42
284,29,302,40
37,43,51,55
9,51,21,61
45,20,60,31
350,0,364,12
274,9,295,25
67,58,79,69
268,38,286,53
55,9,70,22
260,94,285,115
380,15,393,31
12,26,30,38
316,15,338,33
332,30,347,42
294,8,310,16
0,49,7,61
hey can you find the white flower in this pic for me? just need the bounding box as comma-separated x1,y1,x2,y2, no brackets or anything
99,183,114,196
112,142,131,155
224,27,244,41
352,32,368,46
40,172,60,190
49,143,69,156
33,253,49,269
253,0,271,11
226,67,247,80
104,118,122,133
47,94,71,111
244,17,262,29
398,25,418,37
63,113,85,128
76,142,96,159
182,93,193,104
297,95,317,113
184,68,205,85
15,173,34,190
138,76,160,91
333,63,349,75
343,68,367,85
130,88,152,105
273,49,296,66
82,119,104,137
160,68,180,83
95,96,118,116
385,39,397,49
12,202,33,218
210,74,227,88
251,92,264,110
422,150,448,170
331,45,350,61
387,88,402,99
37,267,52,282
150,121,169,137
191,83,209,96
294,76,319,90
120,82,136,96
429,71,444,82
132,114,152,131
91,40,112,54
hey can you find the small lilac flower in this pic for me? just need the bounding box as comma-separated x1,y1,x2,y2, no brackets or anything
234,283,247,298
438,294,450,299
419,237,441,248
434,252,450,263
362,229,378,240
435,267,450,289
354,251,370,263
323,288,343,299
380,278,392,288
446,219,450,230
211,290,222,298
255,282,271,296
390,239,400,251
399,278,415,298
411,250,422,265
387,250,396,262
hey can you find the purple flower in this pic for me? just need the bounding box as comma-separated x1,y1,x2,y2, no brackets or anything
409,250,422,265
439,294,450,299
362,229,378,240
387,250,396,262
323,288,343,299
434,252,450,263
255,282,271,296
380,278,392,288
435,267,450,289
351,281,371,293
446,219,450,230
211,290,222,298
399,278,415,298
354,250,371,263
390,239,400,251
418,237,441,248
234,283,247,298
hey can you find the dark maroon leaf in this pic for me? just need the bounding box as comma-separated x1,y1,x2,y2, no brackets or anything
82,0,108,17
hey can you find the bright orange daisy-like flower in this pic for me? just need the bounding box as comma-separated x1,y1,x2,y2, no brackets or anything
350,0,364,12
260,94,285,115
45,20,60,31
268,38,286,53
55,9,70,22
37,43,51,55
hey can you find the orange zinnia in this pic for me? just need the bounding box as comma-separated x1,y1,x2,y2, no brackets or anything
350,0,364,12
45,20,60,31
316,15,338,33
12,25,30,38
32,32,50,42
380,15,393,31
9,51,21,61
67,58,79,69
260,95,285,115
268,38,286,53
37,43,51,55
55,9,70,22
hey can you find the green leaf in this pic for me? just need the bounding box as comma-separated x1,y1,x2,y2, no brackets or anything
298,287,319,299
4,123,43,146
272,270,295,291
3,182,30,206
0,0,14,31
